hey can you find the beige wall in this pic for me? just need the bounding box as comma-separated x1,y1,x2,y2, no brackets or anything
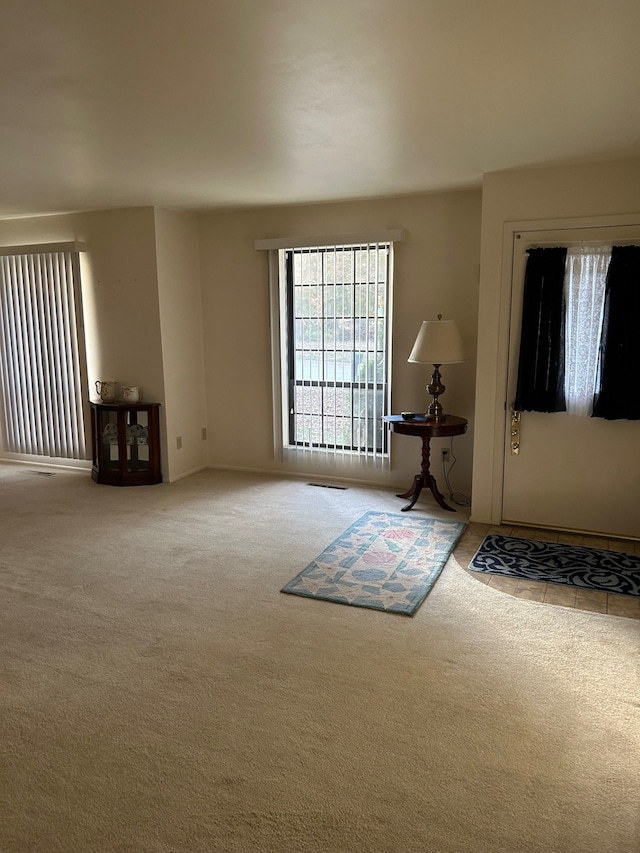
198,190,482,494
155,208,208,481
0,206,165,398
473,158,640,523
2,162,639,512
81,208,165,406
0,207,168,475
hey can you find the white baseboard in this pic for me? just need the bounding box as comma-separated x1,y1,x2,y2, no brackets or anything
166,464,209,484
0,455,91,473
205,462,392,490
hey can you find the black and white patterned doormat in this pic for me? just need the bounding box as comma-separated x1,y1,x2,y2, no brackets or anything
469,534,640,598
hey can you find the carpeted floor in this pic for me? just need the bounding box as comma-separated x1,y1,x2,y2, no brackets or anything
0,464,638,853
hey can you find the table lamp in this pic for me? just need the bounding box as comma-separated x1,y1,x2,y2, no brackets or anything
408,315,465,422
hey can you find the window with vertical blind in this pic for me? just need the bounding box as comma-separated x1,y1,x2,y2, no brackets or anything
284,243,392,455
256,229,404,463
0,245,89,460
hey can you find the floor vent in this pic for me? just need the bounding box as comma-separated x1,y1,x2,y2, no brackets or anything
307,482,348,490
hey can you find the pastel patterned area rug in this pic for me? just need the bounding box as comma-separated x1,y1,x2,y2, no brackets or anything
281,511,467,616
469,534,640,597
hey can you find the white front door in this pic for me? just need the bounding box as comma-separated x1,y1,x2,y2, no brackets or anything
502,227,640,540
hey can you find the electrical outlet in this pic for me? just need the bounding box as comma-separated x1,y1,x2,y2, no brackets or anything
201,427,207,441
176,436,183,450
441,448,449,463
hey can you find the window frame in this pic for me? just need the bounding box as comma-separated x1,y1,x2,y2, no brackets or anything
258,230,405,465
283,243,392,455
0,242,90,461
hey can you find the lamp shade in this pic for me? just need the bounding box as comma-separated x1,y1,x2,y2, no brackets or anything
408,318,465,364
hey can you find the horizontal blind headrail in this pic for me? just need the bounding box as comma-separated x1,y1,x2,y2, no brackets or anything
0,242,86,257
255,230,407,251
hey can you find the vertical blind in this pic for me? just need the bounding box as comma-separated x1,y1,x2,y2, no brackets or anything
0,249,88,459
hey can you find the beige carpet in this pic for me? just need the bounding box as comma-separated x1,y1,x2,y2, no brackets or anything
0,464,638,853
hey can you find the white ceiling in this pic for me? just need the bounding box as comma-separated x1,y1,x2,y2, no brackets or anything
3,0,640,218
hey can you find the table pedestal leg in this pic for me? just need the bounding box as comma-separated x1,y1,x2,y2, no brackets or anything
396,474,424,511
396,436,455,512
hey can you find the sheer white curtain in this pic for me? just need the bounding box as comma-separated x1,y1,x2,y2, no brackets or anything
563,246,610,416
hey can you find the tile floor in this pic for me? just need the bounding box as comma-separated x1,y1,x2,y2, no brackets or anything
453,521,640,620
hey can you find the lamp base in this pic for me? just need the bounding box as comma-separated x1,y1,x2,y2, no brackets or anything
426,364,447,422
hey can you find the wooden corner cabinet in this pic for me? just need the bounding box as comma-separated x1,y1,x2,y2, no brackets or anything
90,401,162,486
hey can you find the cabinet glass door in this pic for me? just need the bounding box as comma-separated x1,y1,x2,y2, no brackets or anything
125,409,150,473
91,402,161,486
100,409,120,471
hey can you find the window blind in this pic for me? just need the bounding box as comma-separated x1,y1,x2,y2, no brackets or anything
0,250,88,459
285,242,391,460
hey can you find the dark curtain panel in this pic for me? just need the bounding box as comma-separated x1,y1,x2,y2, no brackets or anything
514,247,567,413
593,245,640,420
